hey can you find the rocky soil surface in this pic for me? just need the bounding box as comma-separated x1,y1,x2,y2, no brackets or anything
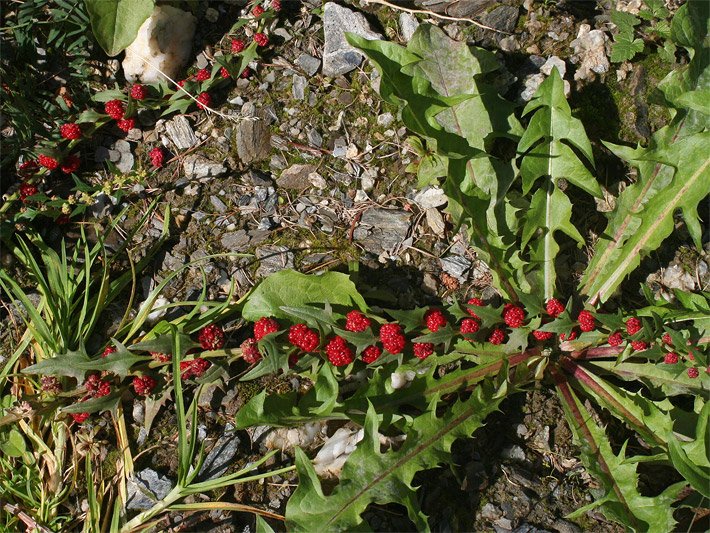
2,0,708,531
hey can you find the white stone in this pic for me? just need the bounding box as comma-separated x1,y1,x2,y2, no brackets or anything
570,24,610,82
122,6,196,84
322,2,382,77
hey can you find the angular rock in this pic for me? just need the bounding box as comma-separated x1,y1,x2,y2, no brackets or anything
322,2,382,77
296,53,321,76
126,468,173,510
220,230,249,251
352,208,411,254
277,164,317,190
256,246,295,278
441,254,471,282
165,115,198,150
292,74,308,100
196,424,240,481
413,186,447,209
123,5,196,84
399,12,419,42
235,102,271,164
182,154,226,179
570,24,609,81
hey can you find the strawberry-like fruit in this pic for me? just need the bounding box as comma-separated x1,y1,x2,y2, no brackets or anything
196,92,211,110
60,123,82,140
288,324,320,352
503,304,525,328
607,332,623,346
38,154,59,170
241,338,262,364
60,154,81,174
663,352,679,364
460,318,480,335
488,328,505,345
380,323,406,354
361,345,382,364
466,297,484,319
577,310,595,332
532,330,553,341
104,99,125,120
254,317,279,340
326,336,354,366
198,324,225,350
545,298,565,318
626,317,642,336
133,375,157,396
130,84,148,100
413,342,434,360
424,309,447,332
345,310,371,332
254,32,269,47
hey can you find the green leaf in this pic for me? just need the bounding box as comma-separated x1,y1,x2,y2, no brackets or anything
61,391,122,414
666,401,710,497
581,131,710,303
84,0,155,56
556,377,684,532
611,10,641,37
517,68,597,299
286,381,506,531
239,333,291,381
0,428,27,458
242,270,367,321
675,89,710,114
611,36,645,63
255,516,276,533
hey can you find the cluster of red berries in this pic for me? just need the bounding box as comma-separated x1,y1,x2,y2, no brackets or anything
288,324,320,352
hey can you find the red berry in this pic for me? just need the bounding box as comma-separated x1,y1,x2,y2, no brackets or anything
559,330,578,341
687,351,695,361
102,346,116,358
60,154,81,174
252,5,265,16
532,330,554,341
424,309,447,332
198,324,225,350
345,310,371,332
577,310,595,332
503,304,525,328
631,340,648,352
18,160,39,177
196,68,211,81
288,324,320,352
687,367,699,379
130,84,148,100
19,182,38,201
460,318,480,335
626,317,642,336
254,317,279,340
254,32,269,47
325,336,354,366
196,92,211,110
104,100,125,120
608,332,623,346
133,375,157,396
241,338,262,364
231,38,246,53
220,67,230,79
85,374,111,398
60,123,82,140
361,345,382,364
546,298,565,318
662,333,672,345
177,79,187,89
71,412,90,424
180,358,210,379
489,328,505,345
38,154,59,170
117,118,135,132
466,297,484,319
149,147,165,168
380,323,406,354
271,0,281,10
151,351,171,363
663,352,679,364
413,342,434,360
240,67,252,79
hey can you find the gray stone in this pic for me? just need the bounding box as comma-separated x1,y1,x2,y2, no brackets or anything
296,53,321,76
570,24,609,81
552,519,582,533
235,103,271,164
126,468,173,510
501,444,526,462
481,5,519,33
352,208,411,254
441,254,471,282
210,195,228,213
256,246,295,278
278,164,317,190
292,74,308,100
322,2,382,77
307,127,323,147
399,12,419,42
481,503,502,521
377,112,394,127
196,424,241,481
182,154,226,179
165,115,198,150
413,186,447,209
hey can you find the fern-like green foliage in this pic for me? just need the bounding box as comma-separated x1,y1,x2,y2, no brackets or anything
556,378,686,532
517,68,600,300
581,2,709,304
286,381,506,532
348,25,527,301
